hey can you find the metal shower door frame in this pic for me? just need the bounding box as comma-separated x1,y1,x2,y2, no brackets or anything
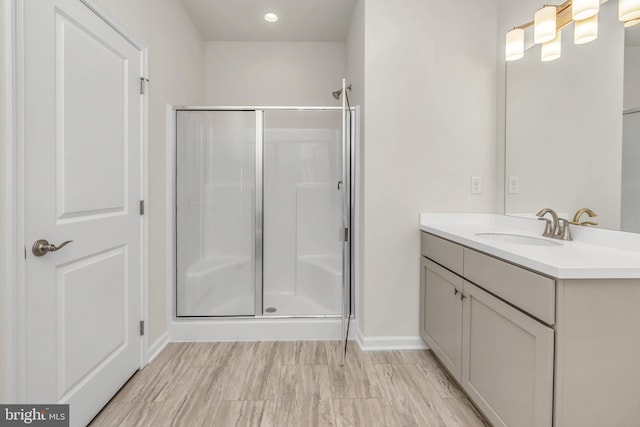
174,105,353,321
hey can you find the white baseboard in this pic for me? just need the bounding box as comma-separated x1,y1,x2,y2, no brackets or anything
146,332,169,364
356,329,429,351
169,317,357,342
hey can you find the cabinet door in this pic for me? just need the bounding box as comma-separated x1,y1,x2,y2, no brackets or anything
420,258,463,379
461,280,553,427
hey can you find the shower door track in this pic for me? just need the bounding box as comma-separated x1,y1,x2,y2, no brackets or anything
174,106,356,321
174,106,345,111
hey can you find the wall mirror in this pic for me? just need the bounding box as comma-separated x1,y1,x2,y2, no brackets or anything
505,0,640,232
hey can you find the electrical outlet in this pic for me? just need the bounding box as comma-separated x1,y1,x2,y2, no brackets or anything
471,176,482,194
508,176,520,194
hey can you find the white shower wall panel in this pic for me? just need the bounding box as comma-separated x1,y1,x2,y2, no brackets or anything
263,128,341,297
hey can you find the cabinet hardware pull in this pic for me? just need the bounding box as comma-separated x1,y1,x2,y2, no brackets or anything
460,293,468,301
454,289,460,295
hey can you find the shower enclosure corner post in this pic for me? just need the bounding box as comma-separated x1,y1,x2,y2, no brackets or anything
255,110,264,316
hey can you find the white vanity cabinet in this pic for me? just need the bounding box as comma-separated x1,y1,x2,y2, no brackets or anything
420,214,640,427
421,232,554,427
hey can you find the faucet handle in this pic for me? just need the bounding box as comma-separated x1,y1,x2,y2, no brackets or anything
580,221,598,227
538,217,553,237
558,218,573,241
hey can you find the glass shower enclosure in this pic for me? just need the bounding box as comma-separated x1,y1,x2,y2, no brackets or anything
175,107,352,321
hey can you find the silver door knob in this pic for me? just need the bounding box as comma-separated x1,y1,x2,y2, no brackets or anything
32,239,73,257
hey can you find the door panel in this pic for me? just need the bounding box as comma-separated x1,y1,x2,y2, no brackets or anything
58,246,128,397
176,110,256,316
56,13,127,219
23,1,143,425
340,101,352,363
421,258,463,379
262,110,343,316
461,281,554,427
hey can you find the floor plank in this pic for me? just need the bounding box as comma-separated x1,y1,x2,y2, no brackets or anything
275,399,336,427
90,341,490,427
210,400,277,427
333,398,402,427
278,365,332,401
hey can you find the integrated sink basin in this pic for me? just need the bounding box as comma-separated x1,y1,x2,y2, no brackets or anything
474,232,562,247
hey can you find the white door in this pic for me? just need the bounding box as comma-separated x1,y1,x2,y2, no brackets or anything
23,1,143,425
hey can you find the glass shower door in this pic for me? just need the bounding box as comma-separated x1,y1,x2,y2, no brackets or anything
262,110,344,316
176,110,256,316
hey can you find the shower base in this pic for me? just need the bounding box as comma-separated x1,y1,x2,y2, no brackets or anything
170,316,352,342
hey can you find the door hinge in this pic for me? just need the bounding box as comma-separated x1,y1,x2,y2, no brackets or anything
140,77,149,95
139,320,145,336
344,227,350,242
139,200,145,215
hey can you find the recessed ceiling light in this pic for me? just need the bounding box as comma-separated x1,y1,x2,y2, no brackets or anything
264,13,278,23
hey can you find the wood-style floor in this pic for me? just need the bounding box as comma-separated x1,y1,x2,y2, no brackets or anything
89,341,489,427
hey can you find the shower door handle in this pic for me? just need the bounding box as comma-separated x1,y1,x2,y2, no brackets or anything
337,180,343,190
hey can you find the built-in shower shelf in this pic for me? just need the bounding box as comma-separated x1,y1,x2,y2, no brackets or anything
186,256,251,279
298,255,341,276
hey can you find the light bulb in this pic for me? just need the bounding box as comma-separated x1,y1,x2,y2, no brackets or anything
506,28,525,61
264,13,278,23
541,31,561,61
535,6,558,44
574,14,598,44
619,0,640,22
572,0,599,21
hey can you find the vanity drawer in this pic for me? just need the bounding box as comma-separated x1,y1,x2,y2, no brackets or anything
463,248,555,325
421,232,464,276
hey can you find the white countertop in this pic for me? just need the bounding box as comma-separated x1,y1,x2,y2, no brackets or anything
420,214,640,279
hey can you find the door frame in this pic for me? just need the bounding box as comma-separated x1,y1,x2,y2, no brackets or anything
0,0,149,403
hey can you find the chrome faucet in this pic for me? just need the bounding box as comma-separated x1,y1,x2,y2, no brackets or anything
536,208,572,241
536,208,559,238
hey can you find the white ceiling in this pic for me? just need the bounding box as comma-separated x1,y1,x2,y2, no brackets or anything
180,0,356,42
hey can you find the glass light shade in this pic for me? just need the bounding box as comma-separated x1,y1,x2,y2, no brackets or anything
541,31,562,61
625,18,640,27
619,0,640,22
535,6,557,44
506,28,525,61
264,13,278,22
574,14,598,44
572,0,599,21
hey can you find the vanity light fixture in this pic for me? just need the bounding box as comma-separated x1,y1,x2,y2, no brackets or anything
572,0,600,20
264,12,278,23
619,0,640,21
506,28,525,61
541,31,562,61
506,0,634,62
535,5,559,43
574,13,599,43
